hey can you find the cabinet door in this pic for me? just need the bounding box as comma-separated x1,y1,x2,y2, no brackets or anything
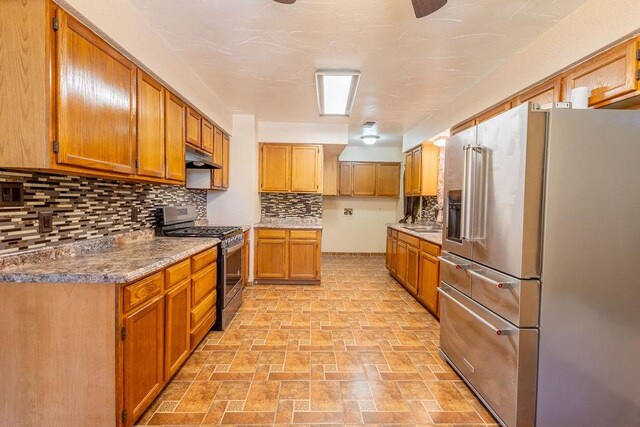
212,128,224,188
164,92,186,182
256,239,288,279
410,149,422,195
137,70,165,178
420,144,439,197
56,10,136,175
291,146,321,193
222,134,230,188
418,252,440,315
515,78,562,106
338,162,353,196
396,241,408,285
376,163,401,197
386,235,396,271
242,233,250,285
201,120,214,154
563,39,639,107
405,245,420,295
352,163,376,196
289,240,318,280
124,295,164,423
165,280,190,379
404,152,412,195
322,153,339,196
451,118,477,136
260,145,290,192
185,107,201,148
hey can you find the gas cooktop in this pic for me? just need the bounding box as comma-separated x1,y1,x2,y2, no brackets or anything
163,226,242,239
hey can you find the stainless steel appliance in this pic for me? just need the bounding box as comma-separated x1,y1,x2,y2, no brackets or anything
158,206,244,330
440,103,640,426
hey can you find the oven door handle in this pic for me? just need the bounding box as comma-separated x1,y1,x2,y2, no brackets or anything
223,242,243,254
437,287,513,336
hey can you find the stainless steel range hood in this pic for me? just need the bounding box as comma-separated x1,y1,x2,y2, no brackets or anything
185,147,222,169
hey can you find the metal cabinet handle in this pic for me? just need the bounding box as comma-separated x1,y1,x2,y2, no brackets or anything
437,288,512,336
468,269,512,289
438,256,471,271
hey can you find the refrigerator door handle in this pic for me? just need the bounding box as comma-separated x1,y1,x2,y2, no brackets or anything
461,145,474,240
438,287,513,336
438,255,472,271
466,144,488,242
468,268,512,289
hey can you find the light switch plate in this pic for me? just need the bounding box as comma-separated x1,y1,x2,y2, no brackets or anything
38,211,53,234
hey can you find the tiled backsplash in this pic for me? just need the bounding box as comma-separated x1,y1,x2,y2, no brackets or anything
260,193,322,219
420,196,440,223
0,170,207,255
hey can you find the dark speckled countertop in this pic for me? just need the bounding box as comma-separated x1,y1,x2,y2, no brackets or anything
254,218,322,230
0,236,218,284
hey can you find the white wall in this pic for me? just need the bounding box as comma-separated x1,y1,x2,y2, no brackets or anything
403,0,640,149
206,115,260,278
258,122,349,144
323,146,404,253
58,0,233,133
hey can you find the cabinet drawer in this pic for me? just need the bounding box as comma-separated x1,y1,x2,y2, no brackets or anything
387,227,393,237
191,291,216,327
420,240,441,257
123,272,164,313
439,283,538,427
257,229,287,239
289,230,318,240
192,247,217,273
191,263,216,306
165,259,191,289
392,230,398,238
191,309,216,350
398,232,420,248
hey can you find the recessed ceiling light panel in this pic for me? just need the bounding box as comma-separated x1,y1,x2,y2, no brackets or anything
315,70,361,117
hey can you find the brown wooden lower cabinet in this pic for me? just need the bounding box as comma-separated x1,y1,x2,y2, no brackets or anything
242,230,250,285
254,228,322,284
386,227,441,318
0,246,218,427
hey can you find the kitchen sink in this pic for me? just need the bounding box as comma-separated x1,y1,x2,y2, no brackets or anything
402,225,442,233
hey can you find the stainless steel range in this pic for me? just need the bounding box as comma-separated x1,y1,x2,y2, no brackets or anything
158,206,244,330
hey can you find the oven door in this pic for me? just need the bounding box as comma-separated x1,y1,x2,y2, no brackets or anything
222,241,243,306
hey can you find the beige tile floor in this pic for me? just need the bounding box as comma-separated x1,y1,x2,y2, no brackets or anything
136,254,498,426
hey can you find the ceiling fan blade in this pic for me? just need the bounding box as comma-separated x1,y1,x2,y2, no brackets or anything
273,0,297,4
411,0,447,18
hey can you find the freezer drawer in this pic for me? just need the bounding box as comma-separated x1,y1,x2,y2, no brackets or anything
469,265,540,327
439,283,538,427
438,251,472,296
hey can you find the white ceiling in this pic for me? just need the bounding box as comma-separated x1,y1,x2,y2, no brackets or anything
130,0,589,147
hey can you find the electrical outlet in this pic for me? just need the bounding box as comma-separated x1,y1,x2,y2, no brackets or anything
131,207,139,222
0,183,24,207
344,208,353,216
38,211,53,234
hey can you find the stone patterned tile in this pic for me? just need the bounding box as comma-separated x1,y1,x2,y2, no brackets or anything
135,255,498,426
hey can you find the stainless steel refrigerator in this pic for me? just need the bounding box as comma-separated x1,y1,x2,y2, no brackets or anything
439,102,640,427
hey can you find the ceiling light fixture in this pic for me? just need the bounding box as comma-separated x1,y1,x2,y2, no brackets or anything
315,70,361,117
361,135,380,145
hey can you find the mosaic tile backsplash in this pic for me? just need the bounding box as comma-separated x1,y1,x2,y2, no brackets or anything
260,193,322,219
0,170,207,255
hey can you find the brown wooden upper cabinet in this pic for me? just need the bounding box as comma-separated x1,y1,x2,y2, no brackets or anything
515,78,562,106
323,152,339,196
404,144,438,197
563,38,640,108
222,134,230,189
476,101,513,124
164,92,187,182
137,70,165,179
201,119,214,154
259,144,322,193
56,8,137,176
0,1,222,186
376,163,402,197
212,127,224,189
185,107,202,149
339,162,400,197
